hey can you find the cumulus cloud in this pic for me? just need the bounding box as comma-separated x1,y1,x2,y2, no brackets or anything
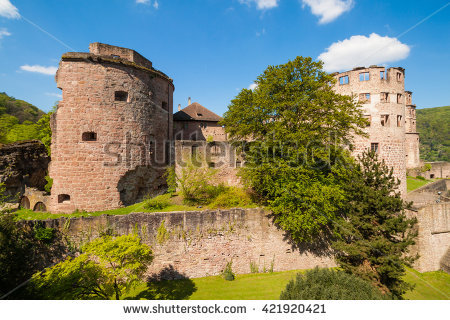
302,0,353,24
239,0,279,10
0,28,11,39
135,0,149,4
0,0,20,19
20,65,58,75
248,83,258,90
318,33,411,72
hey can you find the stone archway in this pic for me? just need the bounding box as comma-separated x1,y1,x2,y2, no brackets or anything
20,196,30,209
33,202,47,212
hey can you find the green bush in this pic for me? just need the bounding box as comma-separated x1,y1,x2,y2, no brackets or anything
280,268,387,300
222,261,235,281
164,166,177,194
209,187,253,209
33,226,55,244
44,175,53,194
415,175,426,181
144,195,170,210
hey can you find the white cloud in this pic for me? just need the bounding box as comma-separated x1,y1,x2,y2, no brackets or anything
0,0,20,19
153,0,159,9
0,28,11,39
239,0,279,10
20,65,58,75
136,0,149,4
46,92,62,99
248,83,258,90
302,0,353,24
318,33,411,72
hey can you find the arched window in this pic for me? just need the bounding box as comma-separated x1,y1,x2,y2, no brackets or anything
20,196,30,209
33,202,47,212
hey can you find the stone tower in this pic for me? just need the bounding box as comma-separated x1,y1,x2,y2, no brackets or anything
333,66,419,195
49,43,174,213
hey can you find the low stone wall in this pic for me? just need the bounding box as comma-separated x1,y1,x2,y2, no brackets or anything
406,179,449,209
29,208,335,278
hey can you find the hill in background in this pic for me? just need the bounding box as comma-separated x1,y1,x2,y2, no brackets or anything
0,92,45,123
416,106,449,162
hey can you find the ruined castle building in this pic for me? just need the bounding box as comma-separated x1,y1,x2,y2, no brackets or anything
49,43,174,213
333,66,420,195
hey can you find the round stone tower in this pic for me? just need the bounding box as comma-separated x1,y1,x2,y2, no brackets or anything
49,43,174,213
333,66,410,195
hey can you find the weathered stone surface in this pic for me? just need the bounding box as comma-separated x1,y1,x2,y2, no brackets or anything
0,140,50,200
333,66,420,195
30,208,336,279
49,43,174,213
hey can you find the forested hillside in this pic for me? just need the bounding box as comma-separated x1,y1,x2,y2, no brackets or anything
416,106,450,162
0,92,52,151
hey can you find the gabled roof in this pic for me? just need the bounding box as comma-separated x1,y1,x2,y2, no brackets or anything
173,102,223,122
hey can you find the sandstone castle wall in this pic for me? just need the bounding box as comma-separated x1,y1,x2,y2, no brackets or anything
49,43,174,213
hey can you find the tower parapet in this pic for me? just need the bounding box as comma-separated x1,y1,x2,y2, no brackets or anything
49,43,174,213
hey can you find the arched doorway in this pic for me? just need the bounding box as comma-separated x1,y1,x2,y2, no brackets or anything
33,202,47,212
20,196,30,209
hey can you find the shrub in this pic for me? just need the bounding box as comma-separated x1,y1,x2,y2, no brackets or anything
44,175,53,194
222,261,235,281
209,187,253,209
415,175,426,180
280,268,387,300
33,225,55,244
164,166,177,194
144,194,170,210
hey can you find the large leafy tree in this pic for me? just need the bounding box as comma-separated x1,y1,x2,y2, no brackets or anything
332,151,418,299
221,56,367,242
31,234,153,300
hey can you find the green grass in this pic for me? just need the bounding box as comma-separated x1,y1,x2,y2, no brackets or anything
407,176,434,192
403,268,450,300
14,194,201,221
14,192,259,221
127,268,450,300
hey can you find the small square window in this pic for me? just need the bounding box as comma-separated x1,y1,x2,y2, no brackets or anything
162,101,168,111
359,72,370,81
339,75,349,85
236,160,242,168
58,194,71,204
115,91,128,102
397,94,403,104
82,132,97,141
359,93,371,103
380,71,385,80
371,143,379,153
197,113,203,117
380,92,389,103
396,72,402,81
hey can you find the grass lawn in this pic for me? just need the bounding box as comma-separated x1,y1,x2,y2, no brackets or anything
403,268,450,300
406,176,434,192
127,268,449,300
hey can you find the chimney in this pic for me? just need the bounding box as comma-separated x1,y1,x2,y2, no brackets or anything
178,104,181,111
188,97,191,105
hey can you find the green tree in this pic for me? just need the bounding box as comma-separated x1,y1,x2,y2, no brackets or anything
221,56,366,242
280,267,387,300
332,151,418,299
30,234,153,300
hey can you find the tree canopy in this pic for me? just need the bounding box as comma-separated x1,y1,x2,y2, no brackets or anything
222,56,367,241
30,234,153,300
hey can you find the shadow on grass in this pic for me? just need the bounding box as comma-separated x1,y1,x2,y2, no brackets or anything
126,265,197,300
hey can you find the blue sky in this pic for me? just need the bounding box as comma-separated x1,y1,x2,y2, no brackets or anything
0,0,449,114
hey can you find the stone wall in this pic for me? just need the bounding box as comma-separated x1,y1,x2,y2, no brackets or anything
49,43,174,213
0,140,50,200
408,203,450,272
174,140,243,187
406,179,449,209
31,208,335,278
174,121,227,141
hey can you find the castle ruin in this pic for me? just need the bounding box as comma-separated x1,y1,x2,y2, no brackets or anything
333,66,420,195
49,43,174,213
